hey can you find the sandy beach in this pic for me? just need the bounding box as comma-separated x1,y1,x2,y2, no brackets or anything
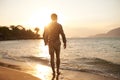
60,70,119,80
0,65,119,80
0,66,41,80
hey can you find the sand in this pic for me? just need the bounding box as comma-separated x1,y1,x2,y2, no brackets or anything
60,70,118,80
0,66,119,80
0,66,41,80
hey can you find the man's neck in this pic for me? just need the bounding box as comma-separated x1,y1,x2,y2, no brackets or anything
52,20,57,22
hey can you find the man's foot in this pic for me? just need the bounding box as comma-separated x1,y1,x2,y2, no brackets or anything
52,72,55,80
57,71,60,75
52,71,55,77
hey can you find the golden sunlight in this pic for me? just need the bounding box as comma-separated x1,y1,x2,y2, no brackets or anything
27,8,65,30
27,11,50,30
38,40,49,59
35,64,52,80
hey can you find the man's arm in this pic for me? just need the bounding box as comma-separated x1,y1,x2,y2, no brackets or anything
59,25,67,49
43,27,48,45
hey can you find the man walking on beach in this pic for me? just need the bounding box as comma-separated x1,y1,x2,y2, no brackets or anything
43,13,66,76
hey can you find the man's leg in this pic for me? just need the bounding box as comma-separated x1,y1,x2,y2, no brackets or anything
55,46,60,75
50,53,55,74
49,45,55,75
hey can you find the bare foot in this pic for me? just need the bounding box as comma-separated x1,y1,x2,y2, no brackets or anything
52,72,55,80
57,72,61,75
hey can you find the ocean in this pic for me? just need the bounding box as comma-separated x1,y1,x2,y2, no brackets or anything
0,38,120,79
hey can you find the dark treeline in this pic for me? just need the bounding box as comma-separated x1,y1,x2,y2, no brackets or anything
0,25,41,40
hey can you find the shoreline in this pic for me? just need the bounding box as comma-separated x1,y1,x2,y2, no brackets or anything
0,62,119,80
60,70,119,80
0,38,43,41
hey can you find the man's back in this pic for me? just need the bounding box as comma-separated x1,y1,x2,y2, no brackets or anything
44,22,66,45
48,22,62,41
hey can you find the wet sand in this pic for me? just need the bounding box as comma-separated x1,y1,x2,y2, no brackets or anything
0,65,118,80
0,66,41,80
59,70,118,80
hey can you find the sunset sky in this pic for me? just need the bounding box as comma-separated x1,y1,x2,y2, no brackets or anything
0,0,120,37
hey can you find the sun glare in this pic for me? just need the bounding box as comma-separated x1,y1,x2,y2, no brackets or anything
27,9,65,31
27,10,50,30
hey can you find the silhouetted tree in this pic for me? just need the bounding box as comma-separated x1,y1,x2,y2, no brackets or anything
34,27,40,34
0,25,41,40
0,26,10,39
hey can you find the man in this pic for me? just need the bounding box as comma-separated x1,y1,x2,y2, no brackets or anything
43,13,66,75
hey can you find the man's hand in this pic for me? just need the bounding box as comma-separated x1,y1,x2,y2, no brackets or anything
44,41,48,46
64,43,66,49
45,43,48,45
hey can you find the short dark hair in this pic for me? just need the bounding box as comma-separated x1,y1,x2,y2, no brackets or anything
51,13,57,20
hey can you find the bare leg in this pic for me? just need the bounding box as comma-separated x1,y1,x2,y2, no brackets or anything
56,49,60,75
50,53,55,75
49,44,55,75
56,74,60,80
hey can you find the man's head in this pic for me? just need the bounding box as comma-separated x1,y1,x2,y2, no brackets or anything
51,13,57,21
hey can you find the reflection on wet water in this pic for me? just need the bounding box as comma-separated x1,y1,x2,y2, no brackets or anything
34,64,52,80
33,64,61,80
38,40,49,59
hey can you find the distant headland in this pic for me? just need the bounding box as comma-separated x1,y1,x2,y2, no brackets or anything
91,27,120,38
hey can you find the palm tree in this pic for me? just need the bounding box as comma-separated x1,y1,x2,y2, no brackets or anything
10,25,15,30
16,25,25,30
34,27,40,34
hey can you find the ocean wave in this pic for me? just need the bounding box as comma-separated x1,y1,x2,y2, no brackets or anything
22,56,49,65
61,57,120,79
1,52,49,65
0,61,21,70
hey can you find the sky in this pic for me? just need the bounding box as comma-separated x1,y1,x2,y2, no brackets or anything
0,0,120,37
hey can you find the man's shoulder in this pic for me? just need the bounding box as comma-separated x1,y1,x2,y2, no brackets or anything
57,23,62,27
54,22,62,28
